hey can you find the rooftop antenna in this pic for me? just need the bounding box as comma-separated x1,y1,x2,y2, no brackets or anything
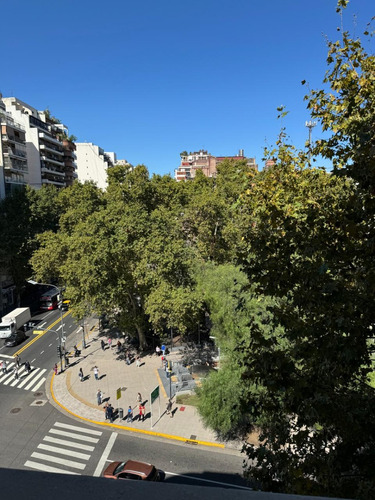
305,120,316,160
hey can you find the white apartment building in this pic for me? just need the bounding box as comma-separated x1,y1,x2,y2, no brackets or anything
2,96,77,193
0,96,28,198
75,143,117,190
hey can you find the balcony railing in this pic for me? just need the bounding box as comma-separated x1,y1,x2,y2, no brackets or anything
3,157,28,173
41,178,65,187
3,147,27,160
39,132,63,147
30,115,49,132
41,164,65,177
41,155,65,167
40,143,64,155
0,112,25,131
1,133,26,145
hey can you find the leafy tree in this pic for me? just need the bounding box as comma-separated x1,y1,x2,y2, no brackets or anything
236,60,375,498
196,262,284,439
0,185,60,302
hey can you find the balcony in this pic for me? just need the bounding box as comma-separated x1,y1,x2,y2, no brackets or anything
3,147,27,161
3,157,28,173
4,176,27,185
40,143,64,156
41,178,65,187
1,133,26,145
0,113,25,132
41,164,65,177
40,154,65,167
39,132,62,147
30,115,49,132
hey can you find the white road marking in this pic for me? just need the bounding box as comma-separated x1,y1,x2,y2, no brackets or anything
10,366,27,386
165,471,253,490
31,377,46,391
49,343,53,347
43,436,95,452
24,460,80,475
93,432,118,477
0,354,14,359
49,429,99,443
37,444,90,460
39,322,47,328
54,421,102,435
56,325,62,332
31,359,36,363
0,363,15,382
30,452,86,470
17,368,40,388
24,369,46,390
40,351,44,355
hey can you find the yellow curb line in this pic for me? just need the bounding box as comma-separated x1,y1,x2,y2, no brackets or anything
14,311,71,357
155,368,168,399
50,364,224,449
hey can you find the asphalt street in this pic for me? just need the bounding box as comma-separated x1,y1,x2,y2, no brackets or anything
0,308,249,490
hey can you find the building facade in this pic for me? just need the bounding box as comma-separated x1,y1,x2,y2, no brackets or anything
75,143,117,190
0,97,28,198
1,96,77,196
175,149,257,181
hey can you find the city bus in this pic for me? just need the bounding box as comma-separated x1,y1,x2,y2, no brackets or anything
39,289,59,310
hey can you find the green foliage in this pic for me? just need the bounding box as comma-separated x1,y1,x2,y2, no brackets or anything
0,185,60,299
195,262,285,438
234,19,375,496
197,366,253,439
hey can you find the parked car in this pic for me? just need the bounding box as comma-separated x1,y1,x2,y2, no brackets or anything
4,330,27,347
103,460,162,481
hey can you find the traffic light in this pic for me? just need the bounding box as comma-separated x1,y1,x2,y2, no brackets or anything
57,345,61,357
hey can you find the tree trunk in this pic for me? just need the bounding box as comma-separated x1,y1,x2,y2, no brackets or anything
135,323,147,350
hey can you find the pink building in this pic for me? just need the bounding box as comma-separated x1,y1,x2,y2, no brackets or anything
175,149,257,181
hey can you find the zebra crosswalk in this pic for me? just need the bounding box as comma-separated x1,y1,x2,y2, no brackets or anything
25,421,103,475
0,361,47,392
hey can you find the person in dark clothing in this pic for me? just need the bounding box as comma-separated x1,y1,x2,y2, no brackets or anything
101,339,106,351
24,361,31,375
107,404,114,423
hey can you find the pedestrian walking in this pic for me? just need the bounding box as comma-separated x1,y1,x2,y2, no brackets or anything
97,389,103,405
107,404,114,423
137,392,142,404
136,356,141,368
139,403,145,422
15,354,20,367
101,339,106,351
127,406,133,423
54,363,58,376
79,368,84,382
107,337,112,348
94,366,99,380
166,399,173,417
0,361,3,373
13,366,19,380
2,360,7,374
25,361,31,374
103,402,109,420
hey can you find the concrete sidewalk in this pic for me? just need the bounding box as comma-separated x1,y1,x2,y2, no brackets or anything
49,318,240,450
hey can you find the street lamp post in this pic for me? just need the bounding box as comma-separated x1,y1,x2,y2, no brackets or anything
81,321,87,349
27,280,65,372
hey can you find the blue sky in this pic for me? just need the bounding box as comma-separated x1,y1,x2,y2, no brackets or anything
1,0,374,175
